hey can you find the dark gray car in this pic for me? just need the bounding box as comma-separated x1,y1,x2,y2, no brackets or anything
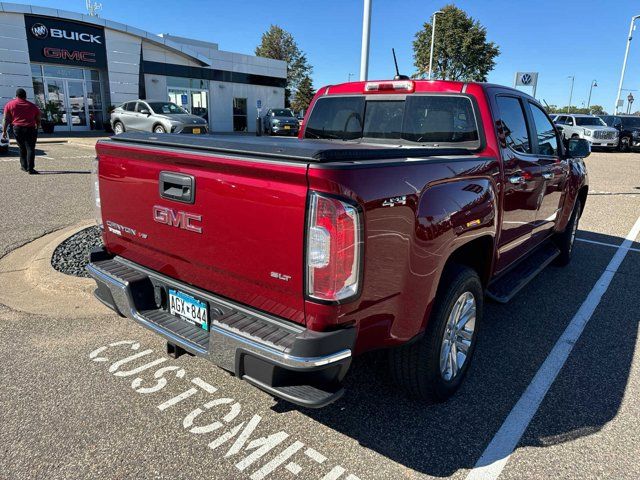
111,100,208,135
262,108,299,136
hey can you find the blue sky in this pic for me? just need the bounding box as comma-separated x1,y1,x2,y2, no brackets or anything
23,0,640,112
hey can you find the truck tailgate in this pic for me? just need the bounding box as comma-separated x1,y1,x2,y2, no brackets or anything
95,140,308,324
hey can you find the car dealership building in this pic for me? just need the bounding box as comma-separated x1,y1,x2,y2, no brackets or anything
0,2,287,132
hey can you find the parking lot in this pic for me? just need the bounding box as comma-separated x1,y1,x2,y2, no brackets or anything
0,141,638,480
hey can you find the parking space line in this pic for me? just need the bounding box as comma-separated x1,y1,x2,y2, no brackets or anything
576,237,640,253
466,215,640,480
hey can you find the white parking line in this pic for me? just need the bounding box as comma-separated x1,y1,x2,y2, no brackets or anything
576,237,640,253
466,215,640,480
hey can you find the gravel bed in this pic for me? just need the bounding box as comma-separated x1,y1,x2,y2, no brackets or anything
51,225,103,277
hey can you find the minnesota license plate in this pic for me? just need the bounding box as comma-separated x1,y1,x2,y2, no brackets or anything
168,289,209,330
284,125,291,130
192,128,201,134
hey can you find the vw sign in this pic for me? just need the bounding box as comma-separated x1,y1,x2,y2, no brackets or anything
514,71,539,96
520,73,532,85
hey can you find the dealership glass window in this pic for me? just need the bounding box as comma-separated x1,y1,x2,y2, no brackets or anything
233,98,248,131
30,64,105,130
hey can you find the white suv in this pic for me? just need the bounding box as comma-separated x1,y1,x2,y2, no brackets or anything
554,114,618,149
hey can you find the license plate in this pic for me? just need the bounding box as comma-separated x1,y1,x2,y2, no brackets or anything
284,125,291,130
192,128,201,134
168,289,209,330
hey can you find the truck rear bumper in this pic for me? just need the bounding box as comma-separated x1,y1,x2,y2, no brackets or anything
87,248,355,408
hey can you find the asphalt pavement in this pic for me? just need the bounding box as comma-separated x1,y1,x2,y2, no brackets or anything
0,140,638,480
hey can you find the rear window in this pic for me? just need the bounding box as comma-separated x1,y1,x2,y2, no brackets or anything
304,95,480,147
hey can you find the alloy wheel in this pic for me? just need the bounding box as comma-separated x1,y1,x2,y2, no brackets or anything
439,291,476,381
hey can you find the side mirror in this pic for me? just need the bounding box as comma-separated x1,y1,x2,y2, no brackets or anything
568,138,591,158
140,109,150,115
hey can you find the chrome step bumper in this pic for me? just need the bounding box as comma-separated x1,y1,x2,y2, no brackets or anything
86,248,355,408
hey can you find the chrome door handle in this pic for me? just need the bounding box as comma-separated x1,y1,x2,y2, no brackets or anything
509,175,526,184
542,171,554,180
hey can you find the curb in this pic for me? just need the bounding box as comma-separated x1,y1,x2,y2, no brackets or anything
0,221,109,317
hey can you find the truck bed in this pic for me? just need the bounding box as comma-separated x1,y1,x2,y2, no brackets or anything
108,132,473,163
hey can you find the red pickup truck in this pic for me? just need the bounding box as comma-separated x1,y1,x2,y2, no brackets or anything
88,79,589,408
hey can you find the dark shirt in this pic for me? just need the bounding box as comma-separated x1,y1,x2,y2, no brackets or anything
3,98,40,128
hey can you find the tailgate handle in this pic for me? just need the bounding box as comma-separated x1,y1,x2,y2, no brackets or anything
159,171,195,204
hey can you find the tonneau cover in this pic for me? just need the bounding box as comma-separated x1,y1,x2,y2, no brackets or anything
108,132,471,162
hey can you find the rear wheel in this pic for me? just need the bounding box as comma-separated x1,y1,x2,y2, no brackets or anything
113,122,125,135
389,265,482,402
554,199,581,266
154,125,166,134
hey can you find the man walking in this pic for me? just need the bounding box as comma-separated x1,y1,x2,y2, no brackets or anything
2,88,41,174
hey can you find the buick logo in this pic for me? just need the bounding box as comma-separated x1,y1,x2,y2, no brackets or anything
521,73,532,85
31,23,49,39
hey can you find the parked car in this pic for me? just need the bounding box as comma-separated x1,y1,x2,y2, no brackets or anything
110,100,208,135
262,108,299,135
599,114,640,151
89,79,588,408
554,114,618,149
0,120,9,155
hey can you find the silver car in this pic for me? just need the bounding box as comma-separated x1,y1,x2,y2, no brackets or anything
111,100,208,135
554,114,618,149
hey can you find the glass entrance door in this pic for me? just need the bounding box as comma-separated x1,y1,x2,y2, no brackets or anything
168,88,208,120
66,80,88,129
44,78,89,131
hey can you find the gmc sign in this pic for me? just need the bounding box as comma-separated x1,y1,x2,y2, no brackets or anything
25,15,107,68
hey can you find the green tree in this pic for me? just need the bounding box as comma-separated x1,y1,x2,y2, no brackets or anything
255,25,312,107
589,105,607,115
413,5,500,81
291,75,315,113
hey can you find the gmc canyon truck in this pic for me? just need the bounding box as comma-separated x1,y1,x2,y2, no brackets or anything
88,79,589,408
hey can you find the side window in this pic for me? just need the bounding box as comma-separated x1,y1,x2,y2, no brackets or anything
566,117,574,126
135,102,148,113
613,117,622,127
601,116,612,126
556,116,566,125
124,102,136,112
529,103,558,156
496,96,531,154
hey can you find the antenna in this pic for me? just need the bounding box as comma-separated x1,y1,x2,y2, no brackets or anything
86,0,103,17
392,48,410,81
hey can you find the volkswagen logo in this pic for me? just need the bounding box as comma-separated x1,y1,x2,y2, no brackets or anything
30,23,49,39
520,73,532,85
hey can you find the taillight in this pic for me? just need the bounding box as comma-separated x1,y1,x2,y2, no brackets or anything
364,80,414,93
306,192,362,302
92,157,103,230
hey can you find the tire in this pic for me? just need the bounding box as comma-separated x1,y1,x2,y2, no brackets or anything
554,199,581,266
619,136,631,152
154,125,166,134
113,121,125,135
389,264,483,402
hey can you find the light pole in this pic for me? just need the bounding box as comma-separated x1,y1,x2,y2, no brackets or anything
587,79,597,109
348,73,354,82
428,11,443,80
567,76,575,113
359,0,372,81
615,15,640,114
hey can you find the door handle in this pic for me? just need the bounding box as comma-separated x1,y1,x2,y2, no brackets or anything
542,171,554,180
509,175,526,185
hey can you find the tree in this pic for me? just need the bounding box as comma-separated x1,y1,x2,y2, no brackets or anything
544,105,608,115
589,105,607,115
413,5,500,81
291,75,315,113
255,25,312,107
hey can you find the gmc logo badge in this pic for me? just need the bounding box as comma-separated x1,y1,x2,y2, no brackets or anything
153,206,202,233
43,47,96,62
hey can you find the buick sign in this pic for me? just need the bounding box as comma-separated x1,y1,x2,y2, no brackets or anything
25,15,107,68
30,23,48,39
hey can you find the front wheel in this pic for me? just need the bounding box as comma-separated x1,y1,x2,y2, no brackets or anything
154,125,167,134
389,265,483,402
554,199,581,266
619,136,631,152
